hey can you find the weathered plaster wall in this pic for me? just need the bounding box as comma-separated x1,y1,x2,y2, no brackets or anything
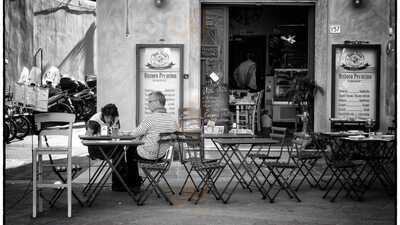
4,0,34,89
98,0,201,130
34,0,96,82
324,0,395,131
97,0,395,131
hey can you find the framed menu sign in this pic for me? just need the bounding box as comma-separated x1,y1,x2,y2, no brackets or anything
331,44,380,124
136,44,183,124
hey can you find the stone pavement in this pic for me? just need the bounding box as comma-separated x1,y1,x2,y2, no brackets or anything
6,127,88,169
5,162,396,225
4,128,396,225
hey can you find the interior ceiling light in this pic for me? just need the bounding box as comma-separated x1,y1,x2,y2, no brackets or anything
281,35,296,45
353,0,362,8
155,0,165,7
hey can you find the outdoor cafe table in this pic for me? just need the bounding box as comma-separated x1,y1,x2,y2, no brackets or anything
320,131,368,160
203,134,255,191
79,136,143,206
340,136,395,196
212,137,280,203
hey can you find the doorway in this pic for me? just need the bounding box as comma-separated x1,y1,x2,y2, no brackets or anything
201,4,315,134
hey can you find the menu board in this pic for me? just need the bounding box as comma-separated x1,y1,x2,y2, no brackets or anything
136,45,183,124
332,45,380,121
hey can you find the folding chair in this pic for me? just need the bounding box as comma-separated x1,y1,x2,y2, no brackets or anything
262,137,301,203
248,127,287,193
137,132,177,206
176,133,223,204
316,133,364,202
176,131,219,195
288,136,322,191
32,113,79,218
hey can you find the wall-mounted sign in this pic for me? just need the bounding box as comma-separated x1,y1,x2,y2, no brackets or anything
331,44,380,126
201,45,218,58
329,25,341,34
136,44,183,124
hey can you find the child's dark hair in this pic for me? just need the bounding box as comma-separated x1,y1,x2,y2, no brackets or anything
101,103,119,118
86,120,101,135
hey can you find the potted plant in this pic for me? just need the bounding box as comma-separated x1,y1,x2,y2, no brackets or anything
286,76,323,134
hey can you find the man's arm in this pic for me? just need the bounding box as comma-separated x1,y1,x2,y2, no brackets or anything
130,118,150,138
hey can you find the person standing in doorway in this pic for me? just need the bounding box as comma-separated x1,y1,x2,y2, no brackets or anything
233,53,258,91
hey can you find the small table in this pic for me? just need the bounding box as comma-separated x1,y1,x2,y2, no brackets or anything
213,138,279,203
203,134,255,190
80,138,143,206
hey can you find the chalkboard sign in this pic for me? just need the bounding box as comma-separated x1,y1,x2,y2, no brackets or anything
201,45,219,58
331,44,380,126
136,44,183,124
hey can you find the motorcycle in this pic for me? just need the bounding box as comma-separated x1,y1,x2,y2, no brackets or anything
48,76,96,121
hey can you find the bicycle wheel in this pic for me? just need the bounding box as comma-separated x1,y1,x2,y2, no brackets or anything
5,118,17,142
14,115,31,139
3,122,10,143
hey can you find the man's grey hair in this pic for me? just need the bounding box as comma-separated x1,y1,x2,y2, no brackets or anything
149,91,166,106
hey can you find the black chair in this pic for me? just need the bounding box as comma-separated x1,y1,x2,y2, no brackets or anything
288,137,322,191
175,133,223,204
248,127,287,192
176,131,219,195
315,133,364,202
137,132,177,206
262,137,301,203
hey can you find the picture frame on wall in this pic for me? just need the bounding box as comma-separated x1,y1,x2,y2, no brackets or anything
136,44,184,125
331,44,380,128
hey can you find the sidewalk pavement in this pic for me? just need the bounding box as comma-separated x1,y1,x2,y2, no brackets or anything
4,129,396,225
5,127,88,169
5,170,396,225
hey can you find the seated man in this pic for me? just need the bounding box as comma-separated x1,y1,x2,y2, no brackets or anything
126,91,177,191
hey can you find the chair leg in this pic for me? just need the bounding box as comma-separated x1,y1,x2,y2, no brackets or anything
179,164,199,195
38,154,43,213
67,154,72,218
268,167,300,202
138,169,173,206
162,176,175,195
32,150,37,218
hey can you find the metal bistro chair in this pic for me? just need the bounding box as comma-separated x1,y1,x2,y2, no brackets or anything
137,132,177,206
248,127,287,193
32,113,81,218
288,136,323,191
179,133,223,204
176,131,220,196
315,133,364,202
262,136,301,203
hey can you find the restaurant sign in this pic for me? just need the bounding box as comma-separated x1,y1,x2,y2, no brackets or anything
136,44,183,124
331,44,380,123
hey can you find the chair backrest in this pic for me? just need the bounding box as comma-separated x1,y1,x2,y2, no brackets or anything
178,107,201,131
175,132,202,163
157,132,178,159
34,113,75,149
311,132,336,163
269,126,288,159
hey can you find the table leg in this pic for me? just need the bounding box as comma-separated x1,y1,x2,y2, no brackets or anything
211,139,248,189
86,145,138,206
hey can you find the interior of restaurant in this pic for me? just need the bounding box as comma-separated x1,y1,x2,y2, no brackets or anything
201,5,314,135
